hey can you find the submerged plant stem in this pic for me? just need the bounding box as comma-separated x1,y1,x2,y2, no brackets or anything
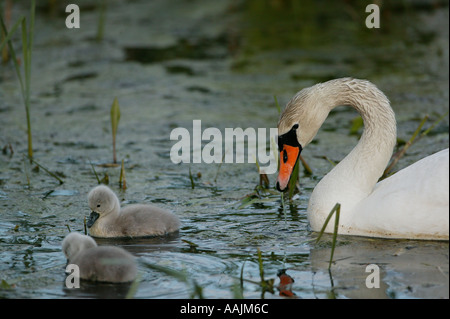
315,203,341,270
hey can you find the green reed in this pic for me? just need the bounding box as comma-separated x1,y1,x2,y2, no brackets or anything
0,0,35,161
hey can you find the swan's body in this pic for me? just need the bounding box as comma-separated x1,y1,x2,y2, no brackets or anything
276,78,449,240
87,185,180,238
62,232,137,283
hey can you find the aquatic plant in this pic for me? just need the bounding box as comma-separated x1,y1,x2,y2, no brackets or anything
26,155,64,184
0,0,13,63
236,248,277,298
96,0,107,42
0,0,35,161
314,203,341,270
119,159,127,189
89,160,109,184
110,97,121,164
256,248,275,296
188,167,195,189
382,111,449,178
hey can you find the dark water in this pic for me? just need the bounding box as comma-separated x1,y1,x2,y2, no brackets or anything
0,0,448,299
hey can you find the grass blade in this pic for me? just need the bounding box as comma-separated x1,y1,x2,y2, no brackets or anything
1,1,35,160
274,95,281,115
26,155,64,184
257,248,265,282
119,159,127,189
125,274,141,299
315,203,340,244
89,160,101,183
315,203,341,270
188,167,195,189
0,15,24,53
329,204,340,269
299,154,312,175
96,0,107,42
287,157,299,200
383,111,448,179
110,97,121,163
383,115,428,178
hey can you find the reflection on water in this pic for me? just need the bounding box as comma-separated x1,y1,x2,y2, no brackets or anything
62,280,135,299
0,0,448,298
310,236,449,299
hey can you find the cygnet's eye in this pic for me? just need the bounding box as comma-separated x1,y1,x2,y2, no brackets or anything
97,204,101,208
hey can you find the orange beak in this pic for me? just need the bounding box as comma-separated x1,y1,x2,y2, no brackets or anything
276,144,300,192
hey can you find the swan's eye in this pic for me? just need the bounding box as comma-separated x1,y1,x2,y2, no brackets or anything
283,149,288,163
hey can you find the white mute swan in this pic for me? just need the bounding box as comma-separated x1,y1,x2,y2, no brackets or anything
62,232,137,283
276,78,449,240
87,185,180,238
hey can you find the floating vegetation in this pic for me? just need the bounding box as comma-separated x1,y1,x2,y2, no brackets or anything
181,239,199,253
0,279,15,290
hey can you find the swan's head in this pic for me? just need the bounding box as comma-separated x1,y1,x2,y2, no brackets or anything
87,185,120,228
62,232,97,260
276,85,331,191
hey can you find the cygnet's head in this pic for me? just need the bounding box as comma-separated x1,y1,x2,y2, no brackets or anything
62,232,97,261
87,185,120,228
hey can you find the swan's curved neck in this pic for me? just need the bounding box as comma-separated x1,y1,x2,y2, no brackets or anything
310,79,397,219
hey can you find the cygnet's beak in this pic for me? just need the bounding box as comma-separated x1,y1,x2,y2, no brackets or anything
86,211,100,228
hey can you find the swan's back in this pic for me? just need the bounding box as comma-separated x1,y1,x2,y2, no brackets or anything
349,149,449,240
